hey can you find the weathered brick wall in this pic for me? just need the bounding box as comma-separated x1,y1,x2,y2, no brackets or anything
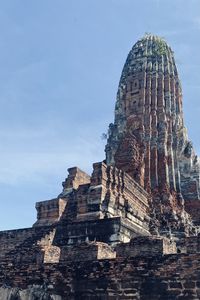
186,235,200,253
185,199,200,225
0,228,35,259
0,232,199,299
53,217,123,246
0,225,58,265
0,222,199,299
0,253,200,299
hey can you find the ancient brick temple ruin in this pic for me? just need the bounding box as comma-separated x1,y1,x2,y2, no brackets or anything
0,34,200,299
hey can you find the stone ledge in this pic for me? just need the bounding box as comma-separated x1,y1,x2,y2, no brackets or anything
60,242,116,262
116,235,177,257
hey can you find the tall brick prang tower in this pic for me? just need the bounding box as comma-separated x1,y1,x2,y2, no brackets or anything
106,34,200,196
106,34,200,235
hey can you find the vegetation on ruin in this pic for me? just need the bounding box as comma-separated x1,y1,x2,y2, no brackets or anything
143,33,168,56
153,38,168,56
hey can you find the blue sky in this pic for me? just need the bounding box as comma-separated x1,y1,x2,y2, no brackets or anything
0,0,200,230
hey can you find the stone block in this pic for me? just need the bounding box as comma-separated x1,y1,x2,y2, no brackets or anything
60,242,116,261
116,236,177,257
62,167,90,190
34,198,67,227
186,235,200,253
